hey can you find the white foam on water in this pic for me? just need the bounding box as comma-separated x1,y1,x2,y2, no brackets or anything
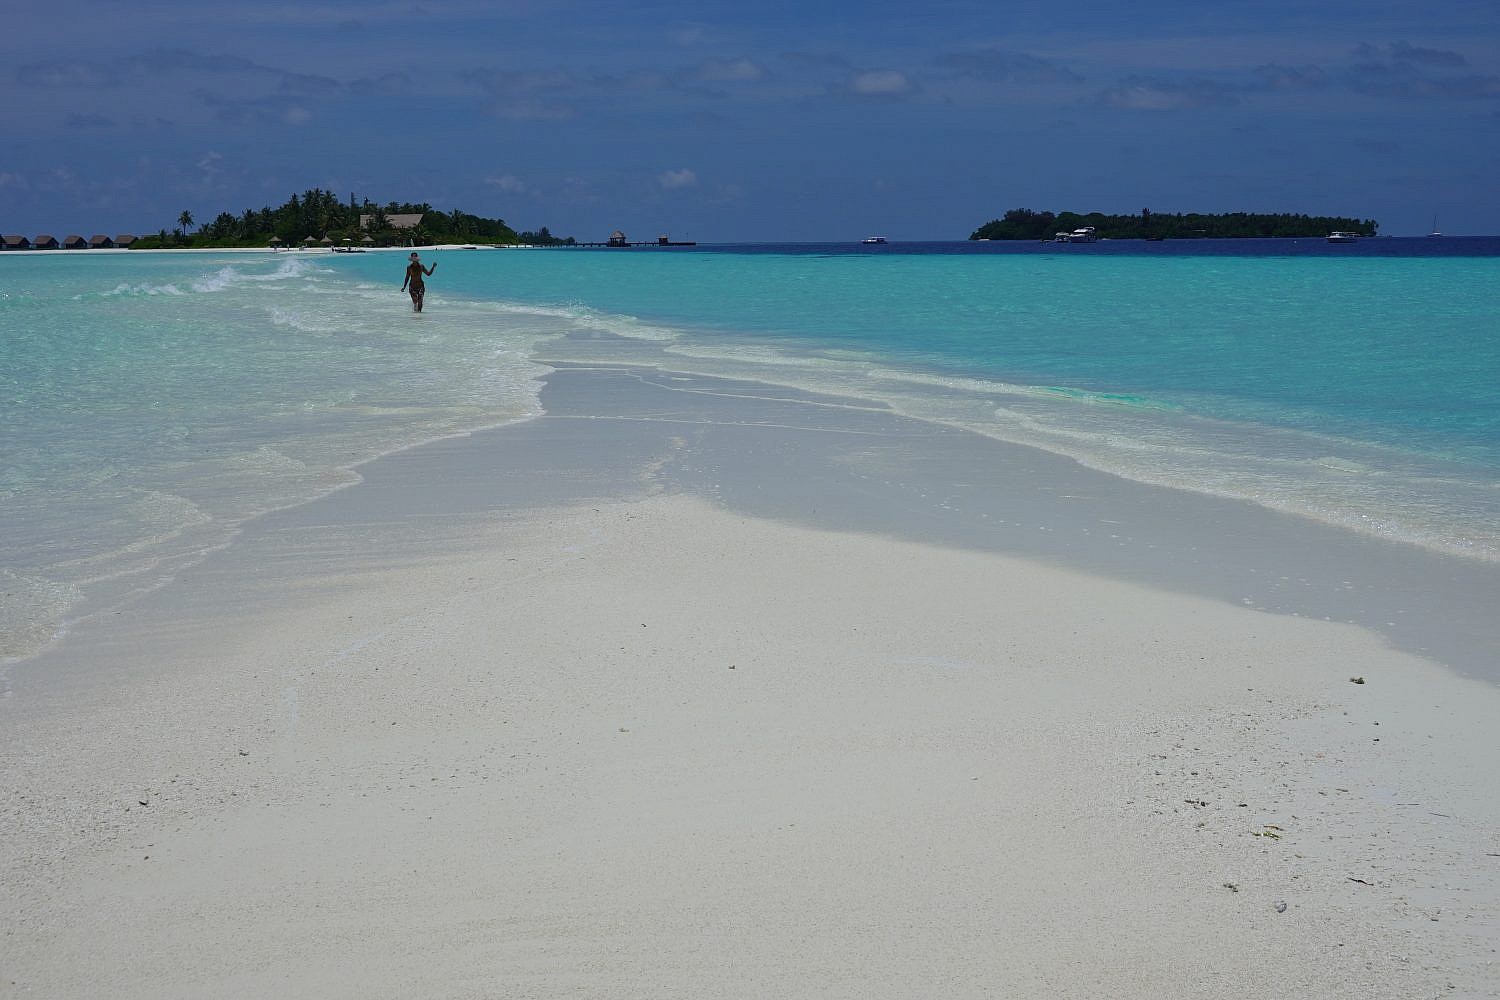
2,253,564,663
554,322,1500,564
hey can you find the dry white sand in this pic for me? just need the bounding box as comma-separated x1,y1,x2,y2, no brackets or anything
3,493,1496,999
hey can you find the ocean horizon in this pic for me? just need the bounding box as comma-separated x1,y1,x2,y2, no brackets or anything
4,239,1498,663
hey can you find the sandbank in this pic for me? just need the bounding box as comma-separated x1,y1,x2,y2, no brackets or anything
3,365,1496,998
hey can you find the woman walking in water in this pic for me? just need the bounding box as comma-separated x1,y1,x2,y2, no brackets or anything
401,252,436,312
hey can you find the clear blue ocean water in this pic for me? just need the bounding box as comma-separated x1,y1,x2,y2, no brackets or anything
3,240,1498,661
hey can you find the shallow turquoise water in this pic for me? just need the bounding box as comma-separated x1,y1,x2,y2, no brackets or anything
3,245,1498,661
377,247,1500,467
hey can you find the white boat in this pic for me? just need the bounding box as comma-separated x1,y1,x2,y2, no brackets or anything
1326,231,1360,243
861,236,887,244
1054,227,1098,243
1428,216,1442,238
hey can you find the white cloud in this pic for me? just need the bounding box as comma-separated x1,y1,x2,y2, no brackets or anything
694,57,765,83
849,70,912,96
282,105,313,125
484,173,527,193
659,168,697,190
196,151,223,175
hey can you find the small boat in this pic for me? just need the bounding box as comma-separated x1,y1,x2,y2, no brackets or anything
1054,227,1098,244
861,236,887,244
1428,216,1443,238
331,246,366,254
1326,231,1360,243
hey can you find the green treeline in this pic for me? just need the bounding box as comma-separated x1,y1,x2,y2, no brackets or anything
970,208,1379,241
132,189,575,249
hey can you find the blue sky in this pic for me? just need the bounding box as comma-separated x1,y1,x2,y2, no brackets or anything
5,0,1498,239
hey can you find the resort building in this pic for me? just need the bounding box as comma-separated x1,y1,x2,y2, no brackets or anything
62,235,88,249
607,230,628,247
33,234,59,250
114,234,136,247
2,234,31,250
89,235,114,249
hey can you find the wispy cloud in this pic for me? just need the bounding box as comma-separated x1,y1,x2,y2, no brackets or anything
1352,41,1467,69
1250,64,1330,92
194,151,226,185
462,68,579,120
65,112,115,129
691,57,765,83
194,90,317,126
1098,76,1239,111
1346,45,1500,100
484,173,528,193
348,72,413,95
843,69,915,99
937,49,1080,85
1350,67,1500,99
658,168,697,190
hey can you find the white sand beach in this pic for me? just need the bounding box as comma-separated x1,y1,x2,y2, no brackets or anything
3,366,1497,999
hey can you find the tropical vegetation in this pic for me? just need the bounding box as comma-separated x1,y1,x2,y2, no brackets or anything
970,208,1379,241
132,189,575,249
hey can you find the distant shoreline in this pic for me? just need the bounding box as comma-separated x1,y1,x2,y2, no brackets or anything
0,243,552,257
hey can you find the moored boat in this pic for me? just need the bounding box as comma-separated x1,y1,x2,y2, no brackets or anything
1054,227,1098,244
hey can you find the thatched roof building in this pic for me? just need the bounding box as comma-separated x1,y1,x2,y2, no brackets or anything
607,230,628,247
33,234,59,249
2,234,31,250
89,234,114,249
63,235,87,249
115,234,136,246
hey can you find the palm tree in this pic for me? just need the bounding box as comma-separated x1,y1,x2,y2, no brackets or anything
178,210,195,234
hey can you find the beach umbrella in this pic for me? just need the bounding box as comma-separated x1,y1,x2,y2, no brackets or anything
268,236,282,245
360,235,375,244
303,236,316,244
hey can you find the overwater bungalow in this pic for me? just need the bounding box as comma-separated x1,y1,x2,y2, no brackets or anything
607,229,628,247
89,234,114,249
63,235,88,249
2,234,31,250
114,234,136,247
33,234,59,250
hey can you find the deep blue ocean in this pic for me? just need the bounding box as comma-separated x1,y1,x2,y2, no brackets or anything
3,238,1498,661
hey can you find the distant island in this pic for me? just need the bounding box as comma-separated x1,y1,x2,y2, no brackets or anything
129,189,575,250
970,208,1379,241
